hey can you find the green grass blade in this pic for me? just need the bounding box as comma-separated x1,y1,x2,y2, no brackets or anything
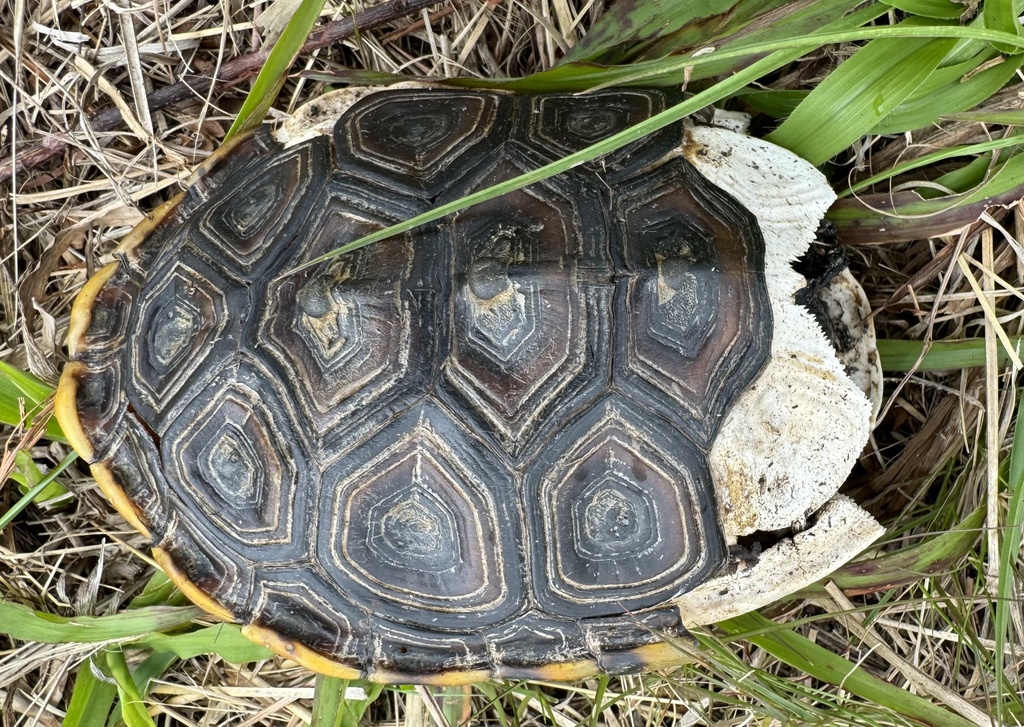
106,647,156,727
797,507,985,596
942,109,1024,124
106,652,179,727
282,49,800,275
720,612,977,727
829,151,1024,244
310,678,385,727
642,0,877,68
844,135,1024,195
877,338,1024,372
994,394,1024,708
0,360,65,441
14,449,69,501
883,0,964,18
63,657,118,727
138,624,274,662
225,0,328,140
872,54,1023,134
767,31,957,163
0,601,202,643
984,0,1024,53
0,451,77,532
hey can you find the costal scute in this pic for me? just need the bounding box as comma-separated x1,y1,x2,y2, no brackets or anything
55,88,883,684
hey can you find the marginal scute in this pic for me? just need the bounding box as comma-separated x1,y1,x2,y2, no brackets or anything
583,607,691,674
101,418,174,539
254,575,366,663
372,620,490,679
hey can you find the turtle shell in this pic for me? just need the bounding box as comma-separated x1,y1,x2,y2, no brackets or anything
56,88,882,683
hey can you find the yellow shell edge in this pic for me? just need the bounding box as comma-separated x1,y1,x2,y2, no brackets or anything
53,362,94,463
90,461,152,539
241,623,363,680
114,192,186,256
65,261,120,359
152,546,235,623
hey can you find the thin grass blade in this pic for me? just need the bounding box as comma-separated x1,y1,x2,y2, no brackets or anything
844,135,1024,195
884,0,964,18
310,678,384,727
720,612,978,727
0,451,77,532
225,0,328,139
283,49,800,275
829,153,1024,244
797,507,985,596
106,652,179,727
877,338,1024,371
106,647,156,727
994,395,1024,707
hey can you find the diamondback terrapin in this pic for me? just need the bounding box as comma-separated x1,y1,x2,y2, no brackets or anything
56,87,883,684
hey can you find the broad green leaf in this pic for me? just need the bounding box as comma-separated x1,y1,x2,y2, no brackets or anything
984,0,1024,53
877,338,1024,372
64,657,118,727
0,360,64,441
720,613,977,727
138,624,274,662
128,571,188,609
872,53,1023,134
106,647,156,727
767,31,957,163
883,0,964,18
797,507,985,596
735,89,807,118
995,396,1024,706
311,677,385,727
0,600,202,643
931,154,998,194
226,0,329,139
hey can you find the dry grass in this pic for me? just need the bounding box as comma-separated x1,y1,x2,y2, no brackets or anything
1,0,1022,725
